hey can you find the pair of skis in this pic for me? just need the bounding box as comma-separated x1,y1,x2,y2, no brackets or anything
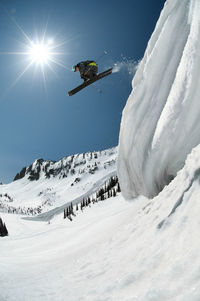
68,68,112,96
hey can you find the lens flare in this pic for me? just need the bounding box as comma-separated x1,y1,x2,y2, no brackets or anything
0,12,71,96
29,42,51,65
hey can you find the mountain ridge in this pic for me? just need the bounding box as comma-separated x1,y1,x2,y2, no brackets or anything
0,147,117,217
14,147,117,182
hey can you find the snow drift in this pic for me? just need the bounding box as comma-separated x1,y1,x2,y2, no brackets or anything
2,1,200,299
118,0,200,199
1,144,200,300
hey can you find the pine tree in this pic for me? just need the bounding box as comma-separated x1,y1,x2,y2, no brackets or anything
69,205,72,215
117,182,121,192
4,223,8,236
67,207,72,221
105,183,107,193
0,217,8,237
110,176,115,188
0,218,3,236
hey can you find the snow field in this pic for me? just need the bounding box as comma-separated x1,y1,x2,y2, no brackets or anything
0,147,117,215
2,0,200,300
1,144,200,300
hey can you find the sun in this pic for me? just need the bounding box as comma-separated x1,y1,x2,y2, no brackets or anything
0,15,70,93
29,42,51,65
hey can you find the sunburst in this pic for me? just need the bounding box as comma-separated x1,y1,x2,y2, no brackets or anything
28,42,51,65
0,13,70,94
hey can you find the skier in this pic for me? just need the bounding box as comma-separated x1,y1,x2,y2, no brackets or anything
72,60,98,82
68,60,112,96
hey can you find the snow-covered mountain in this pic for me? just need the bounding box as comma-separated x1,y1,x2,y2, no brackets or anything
0,147,117,217
1,145,200,300
118,0,200,199
2,1,200,300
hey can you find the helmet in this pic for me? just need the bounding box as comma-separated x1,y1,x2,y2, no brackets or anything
72,65,76,72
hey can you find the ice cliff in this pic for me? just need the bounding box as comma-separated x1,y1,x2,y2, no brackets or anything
118,0,200,199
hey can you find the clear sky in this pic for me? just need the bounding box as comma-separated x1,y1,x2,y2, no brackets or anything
0,0,165,183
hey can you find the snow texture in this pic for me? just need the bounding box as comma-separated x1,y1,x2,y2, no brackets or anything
118,0,200,199
2,1,200,300
1,145,200,300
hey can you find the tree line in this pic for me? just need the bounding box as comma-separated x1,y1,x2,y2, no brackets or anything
63,176,121,221
0,202,42,216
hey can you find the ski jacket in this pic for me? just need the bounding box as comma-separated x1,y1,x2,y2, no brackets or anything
76,61,98,74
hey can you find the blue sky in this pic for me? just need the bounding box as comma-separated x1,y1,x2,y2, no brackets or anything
0,0,165,183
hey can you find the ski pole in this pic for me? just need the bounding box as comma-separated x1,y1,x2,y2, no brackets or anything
96,50,108,63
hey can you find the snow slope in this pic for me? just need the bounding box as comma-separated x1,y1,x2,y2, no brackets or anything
2,0,200,300
0,147,117,217
1,145,200,300
118,0,200,199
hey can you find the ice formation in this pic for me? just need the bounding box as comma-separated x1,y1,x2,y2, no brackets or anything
118,0,200,199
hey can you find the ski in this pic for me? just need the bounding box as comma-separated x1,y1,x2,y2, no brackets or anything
68,68,112,96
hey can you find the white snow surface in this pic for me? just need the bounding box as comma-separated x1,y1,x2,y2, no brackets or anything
1,144,200,300
2,1,200,300
118,0,200,198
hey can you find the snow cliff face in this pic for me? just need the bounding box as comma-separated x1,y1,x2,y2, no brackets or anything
118,0,200,199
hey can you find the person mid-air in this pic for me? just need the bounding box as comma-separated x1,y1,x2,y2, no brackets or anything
68,60,112,96
72,60,98,82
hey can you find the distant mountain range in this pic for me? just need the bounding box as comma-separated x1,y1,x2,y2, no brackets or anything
0,147,117,218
